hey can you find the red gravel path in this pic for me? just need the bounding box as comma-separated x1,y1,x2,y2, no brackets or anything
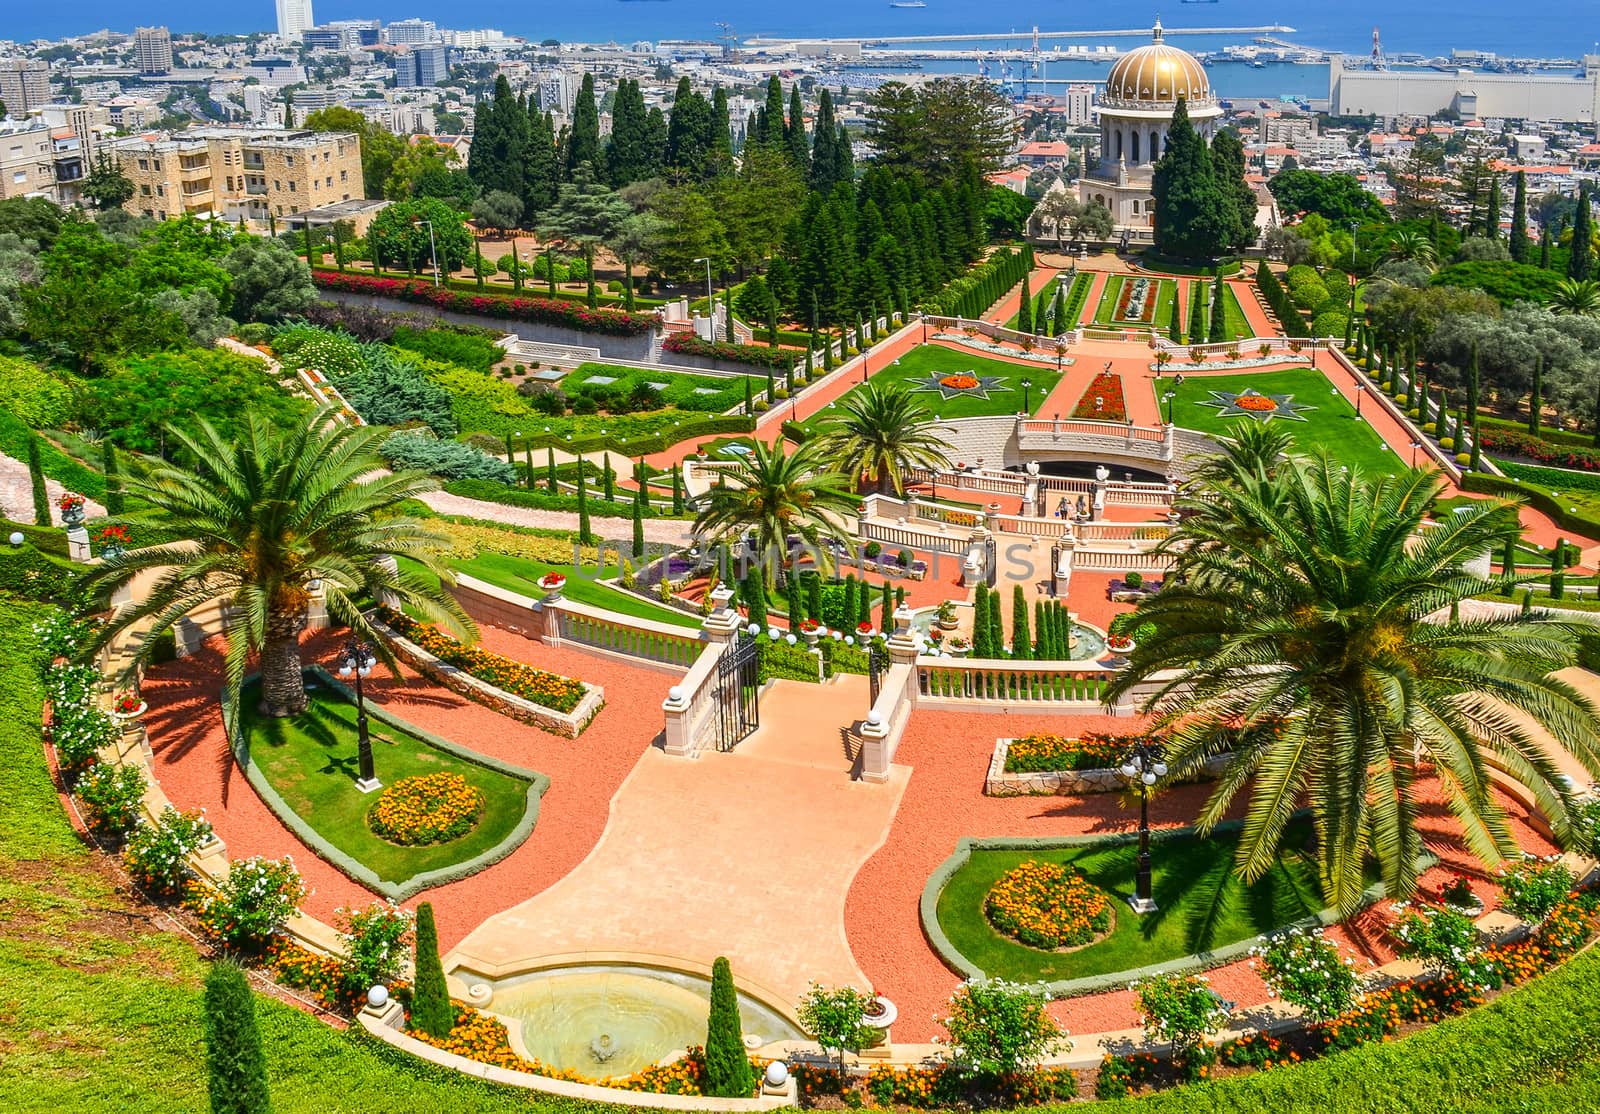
139,624,675,952
843,705,1558,1041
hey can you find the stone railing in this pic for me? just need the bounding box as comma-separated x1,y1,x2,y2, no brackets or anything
916,658,1118,711
905,466,1027,498
858,660,917,783
1014,417,1175,464
921,313,1083,349
448,572,705,674
1076,522,1174,544
1071,548,1176,574
859,518,969,558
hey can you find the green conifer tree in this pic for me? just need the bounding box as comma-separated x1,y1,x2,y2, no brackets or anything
807,573,822,622
879,580,893,631
671,466,684,514
576,459,593,545
1033,599,1048,658
1569,182,1595,281
1529,353,1543,435
1509,170,1530,263
547,448,559,493
972,584,991,657
1004,584,1026,659
704,957,753,1097
410,903,453,1039
787,572,804,623
1167,284,1183,342
1187,280,1205,341
744,566,768,628
203,962,273,1114
27,435,49,526
842,575,858,631
1208,273,1228,342
632,484,646,558
1016,272,1033,335
1152,97,1233,260
603,460,615,502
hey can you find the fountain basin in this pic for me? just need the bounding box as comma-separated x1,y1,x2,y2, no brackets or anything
484,964,804,1080
910,606,1108,662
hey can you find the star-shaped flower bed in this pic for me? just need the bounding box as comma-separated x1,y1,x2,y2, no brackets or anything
1195,387,1315,423
912,371,1010,401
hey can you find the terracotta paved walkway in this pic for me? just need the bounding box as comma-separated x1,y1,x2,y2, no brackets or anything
449,674,908,1011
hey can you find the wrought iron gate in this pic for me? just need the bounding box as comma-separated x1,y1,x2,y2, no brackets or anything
713,632,761,752
868,641,889,706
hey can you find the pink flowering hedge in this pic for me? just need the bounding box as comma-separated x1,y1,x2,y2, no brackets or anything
661,332,796,370
311,270,657,337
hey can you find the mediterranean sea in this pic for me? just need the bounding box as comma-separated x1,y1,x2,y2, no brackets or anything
9,0,1585,62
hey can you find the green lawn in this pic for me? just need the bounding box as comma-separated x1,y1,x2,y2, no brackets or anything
562,363,757,413
240,679,533,883
798,344,1062,429
1093,275,1176,330
1158,368,1400,476
1219,283,1252,340
935,821,1334,984
445,551,702,629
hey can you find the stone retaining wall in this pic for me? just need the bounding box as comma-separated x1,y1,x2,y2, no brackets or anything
373,616,604,738
984,738,1231,796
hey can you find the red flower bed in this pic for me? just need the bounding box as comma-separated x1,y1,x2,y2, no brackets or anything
311,270,656,336
660,332,795,370
1477,427,1600,472
1070,372,1128,421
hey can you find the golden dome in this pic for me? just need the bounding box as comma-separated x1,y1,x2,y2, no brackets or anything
1103,21,1212,107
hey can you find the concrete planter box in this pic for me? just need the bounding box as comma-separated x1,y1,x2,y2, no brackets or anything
984,738,1231,796
374,617,604,738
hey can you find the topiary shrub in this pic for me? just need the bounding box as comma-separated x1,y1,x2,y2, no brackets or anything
704,956,753,1097
203,961,273,1114
409,902,454,1039
1439,437,1455,451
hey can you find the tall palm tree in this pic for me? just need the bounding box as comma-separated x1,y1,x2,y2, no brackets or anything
1109,456,1600,915
1386,227,1437,269
809,382,954,496
1548,277,1600,317
82,409,471,725
690,441,857,575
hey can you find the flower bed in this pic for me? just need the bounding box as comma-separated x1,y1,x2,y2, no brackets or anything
1147,353,1307,373
377,608,584,713
1069,372,1127,421
933,332,1074,365
311,270,656,336
941,373,980,390
1115,277,1157,324
1478,427,1600,472
660,331,795,370
985,860,1113,949
369,772,484,846
1003,732,1133,773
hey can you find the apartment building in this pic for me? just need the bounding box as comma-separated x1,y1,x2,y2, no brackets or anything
0,59,51,117
394,45,450,88
38,103,112,161
0,119,82,203
276,0,315,43
109,127,362,223
134,27,174,75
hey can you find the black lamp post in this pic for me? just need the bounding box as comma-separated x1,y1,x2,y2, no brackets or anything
1355,381,1367,417
1163,389,1177,425
1118,739,1167,914
337,637,380,792
1410,438,1422,467
1020,378,1033,413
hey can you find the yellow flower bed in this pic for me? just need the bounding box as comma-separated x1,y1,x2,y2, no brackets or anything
438,520,615,567
985,860,1113,949
368,772,483,846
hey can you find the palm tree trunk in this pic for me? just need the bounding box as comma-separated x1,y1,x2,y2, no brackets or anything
257,608,309,717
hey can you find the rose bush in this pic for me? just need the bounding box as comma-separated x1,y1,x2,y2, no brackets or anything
311,271,656,337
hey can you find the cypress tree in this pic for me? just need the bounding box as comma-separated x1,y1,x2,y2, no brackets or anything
1208,273,1227,342
807,573,822,622
1167,284,1183,342
1501,536,1517,595
787,572,804,623
810,90,839,192
786,84,810,172
744,566,768,628
857,578,872,627
1033,599,1048,659
1509,170,1530,263
1529,353,1543,435
27,435,49,526
474,239,484,288
504,432,514,463
410,903,453,1039
1187,280,1205,342
203,962,272,1114
1569,182,1595,281
1540,223,1553,270
704,957,753,1097
1552,538,1568,599
989,589,1004,656
1483,176,1502,240
1016,272,1033,335
971,584,990,657
1011,585,1031,660
1152,97,1232,260
102,439,124,516
1470,416,1483,471
671,466,684,514
766,364,776,401
632,484,645,558
602,460,615,502
842,575,858,632
523,442,534,487
525,105,559,219
567,73,601,176
1467,344,1480,431
547,448,559,493
879,580,892,631
576,460,593,544
744,377,753,415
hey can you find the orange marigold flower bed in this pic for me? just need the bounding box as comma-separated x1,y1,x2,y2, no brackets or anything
985,859,1113,949
1235,394,1278,411
369,772,483,846
379,606,586,713
1004,731,1158,773
940,373,980,390
1069,372,1127,421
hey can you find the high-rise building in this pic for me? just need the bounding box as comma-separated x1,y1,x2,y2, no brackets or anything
133,27,174,75
275,0,315,43
394,45,450,88
384,19,439,46
0,59,52,116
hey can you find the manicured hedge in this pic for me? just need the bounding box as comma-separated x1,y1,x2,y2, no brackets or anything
1255,263,1308,338
443,478,672,520
930,244,1034,319
311,271,657,336
1461,471,1600,538
1497,459,1600,494
661,333,796,370
503,414,754,458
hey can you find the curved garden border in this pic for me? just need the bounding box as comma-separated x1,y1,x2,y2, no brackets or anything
223,666,550,902
919,818,1409,998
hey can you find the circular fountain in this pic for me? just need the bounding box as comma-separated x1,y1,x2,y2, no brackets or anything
485,965,803,1080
